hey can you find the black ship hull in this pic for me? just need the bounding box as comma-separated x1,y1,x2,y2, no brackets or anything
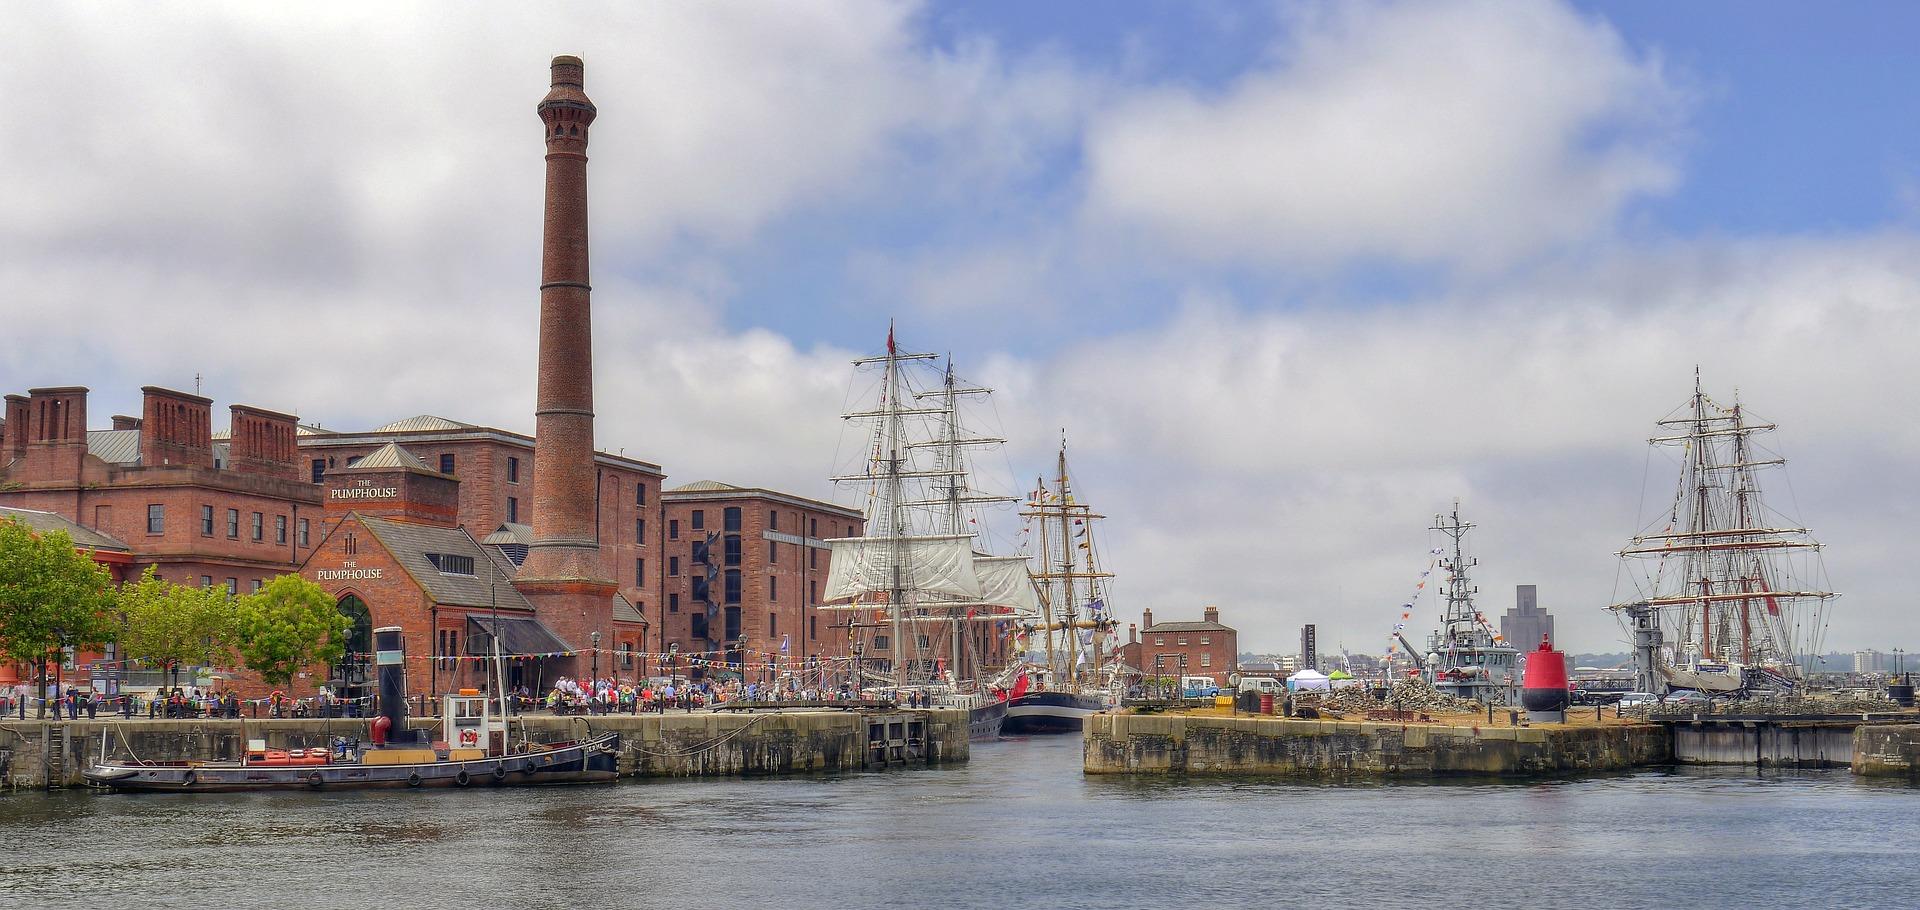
82,733,622,793
967,699,1008,740
1002,691,1107,734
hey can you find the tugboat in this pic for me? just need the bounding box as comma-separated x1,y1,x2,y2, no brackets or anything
83,627,620,792
1416,504,1519,706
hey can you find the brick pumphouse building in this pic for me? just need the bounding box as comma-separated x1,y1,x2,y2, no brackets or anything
1119,606,1239,686
658,481,863,678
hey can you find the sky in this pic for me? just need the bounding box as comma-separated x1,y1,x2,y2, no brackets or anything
3,1,1918,657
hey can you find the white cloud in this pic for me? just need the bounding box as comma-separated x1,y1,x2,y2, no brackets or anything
1082,0,1687,271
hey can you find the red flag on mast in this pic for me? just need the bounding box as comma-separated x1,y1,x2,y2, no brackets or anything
886,321,895,355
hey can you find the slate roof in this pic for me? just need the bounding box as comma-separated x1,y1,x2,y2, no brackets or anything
612,593,645,625
358,516,532,611
667,480,741,493
371,415,474,433
86,429,141,465
467,615,572,655
1142,621,1233,633
0,507,130,552
350,442,431,471
481,522,534,546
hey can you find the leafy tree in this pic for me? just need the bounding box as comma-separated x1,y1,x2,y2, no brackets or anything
117,567,234,688
0,518,119,717
231,574,351,688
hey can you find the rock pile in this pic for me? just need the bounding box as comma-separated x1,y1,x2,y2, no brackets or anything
1291,679,1481,714
1645,691,1902,718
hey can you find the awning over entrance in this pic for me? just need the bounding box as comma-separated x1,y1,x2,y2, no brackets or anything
467,615,574,656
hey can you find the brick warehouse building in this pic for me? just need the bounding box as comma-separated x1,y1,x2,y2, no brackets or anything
659,481,864,678
1119,606,1239,686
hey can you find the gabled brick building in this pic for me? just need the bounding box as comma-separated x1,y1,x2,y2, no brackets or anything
1119,606,1239,686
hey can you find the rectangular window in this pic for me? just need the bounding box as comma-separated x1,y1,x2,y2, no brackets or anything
916,634,930,650
669,556,680,577
1154,637,1165,646
809,580,816,607
810,547,817,569
724,606,741,641
691,576,709,602
200,575,213,588
723,535,741,566
621,643,634,669
275,515,288,544
299,518,310,547
691,612,709,639
310,459,326,484
635,558,644,587
225,578,238,595
1201,653,1212,668
1177,637,1188,646
769,576,778,601
251,579,264,593
635,484,645,506
768,510,778,530
768,540,778,564
1199,637,1210,645
251,512,264,542
146,504,165,535
769,613,777,637
669,593,680,613
691,510,705,531
809,615,817,640
427,553,476,576
809,518,817,537
507,497,519,524
669,519,680,540
691,540,708,565
439,453,455,474
874,635,889,650
507,456,520,484
200,505,214,536
724,569,741,604
723,507,741,532
227,509,239,538
635,517,645,542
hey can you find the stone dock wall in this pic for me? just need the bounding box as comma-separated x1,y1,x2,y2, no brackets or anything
1083,714,1671,776
0,709,967,790
1669,719,1860,768
1852,724,1920,778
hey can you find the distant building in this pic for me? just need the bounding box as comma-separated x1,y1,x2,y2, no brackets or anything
1119,606,1238,686
1501,584,1555,649
1855,650,1890,674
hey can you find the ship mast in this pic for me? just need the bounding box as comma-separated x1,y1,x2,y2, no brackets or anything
1431,501,1478,665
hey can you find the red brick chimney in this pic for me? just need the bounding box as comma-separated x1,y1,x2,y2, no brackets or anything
516,55,616,663
1141,608,1154,631
1,394,26,465
139,386,213,468
1204,605,1220,625
111,415,142,430
228,404,300,479
21,387,89,480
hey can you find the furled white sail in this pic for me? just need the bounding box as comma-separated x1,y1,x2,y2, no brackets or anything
822,534,982,601
971,555,1040,614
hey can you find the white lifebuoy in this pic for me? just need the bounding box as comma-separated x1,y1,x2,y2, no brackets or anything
458,728,479,747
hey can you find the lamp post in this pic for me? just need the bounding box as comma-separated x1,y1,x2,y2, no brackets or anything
590,631,601,685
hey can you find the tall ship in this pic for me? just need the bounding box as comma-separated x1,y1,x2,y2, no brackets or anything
1608,372,1838,695
1405,503,1518,705
1002,437,1120,733
820,326,1039,739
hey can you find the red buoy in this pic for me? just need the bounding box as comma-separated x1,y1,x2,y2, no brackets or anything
1520,635,1569,715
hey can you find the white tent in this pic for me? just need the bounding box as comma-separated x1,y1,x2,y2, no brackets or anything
1286,669,1331,692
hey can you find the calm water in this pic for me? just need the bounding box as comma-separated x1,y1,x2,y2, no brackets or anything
3,735,1918,909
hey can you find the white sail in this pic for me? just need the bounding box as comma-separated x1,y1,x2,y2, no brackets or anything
971,555,1040,614
822,534,982,601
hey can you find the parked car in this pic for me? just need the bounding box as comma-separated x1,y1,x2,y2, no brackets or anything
1237,676,1283,695
1616,692,1658,709
1181,676,1221,699
1663,689,1711,704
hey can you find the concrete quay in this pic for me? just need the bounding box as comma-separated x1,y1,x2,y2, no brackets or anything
1083,712,1671,777
1852,724,1920,779
0,708,969,790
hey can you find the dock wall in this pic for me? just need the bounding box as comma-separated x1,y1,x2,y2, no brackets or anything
1669,719,1859,768
1852,724,1920,778
1083,714,1670,776
1,709,968,790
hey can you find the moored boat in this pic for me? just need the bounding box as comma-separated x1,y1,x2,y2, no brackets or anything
84,626,620,793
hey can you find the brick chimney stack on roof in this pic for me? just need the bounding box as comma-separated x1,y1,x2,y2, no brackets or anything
139,386,213,469
1204,605,1220,625
1,395,26,465
229,404,300,479
1141,608,1154,631
516,55,616,658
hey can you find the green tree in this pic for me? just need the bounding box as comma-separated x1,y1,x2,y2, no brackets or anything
117,567,234,688
231,574,351,688
0,518,119,718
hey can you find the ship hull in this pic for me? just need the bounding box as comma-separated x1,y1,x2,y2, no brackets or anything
82,733,621,793
1002,691,1106,735
967,699,1008,740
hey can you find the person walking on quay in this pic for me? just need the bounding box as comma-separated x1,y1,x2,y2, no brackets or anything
85,692,98,719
